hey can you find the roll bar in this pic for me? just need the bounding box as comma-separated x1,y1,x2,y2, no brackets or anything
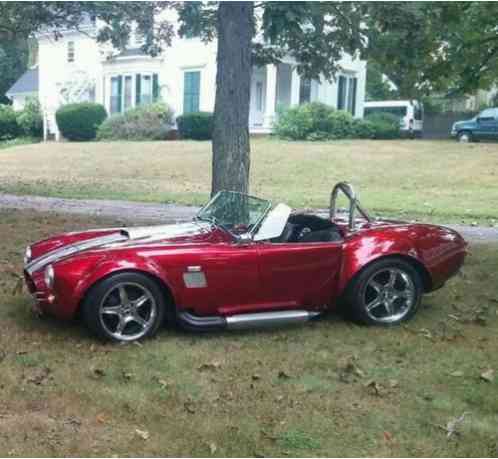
329,182,372,230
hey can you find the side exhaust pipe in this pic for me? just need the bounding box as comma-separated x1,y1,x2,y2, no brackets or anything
177,310,321,332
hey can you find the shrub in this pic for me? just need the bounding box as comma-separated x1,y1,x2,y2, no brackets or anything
176,112,214,140
0,105,19,140
16,98,43,138
364,112,401,139
274,102,361,140
97,103,174,141
56,102,107,141
352,118,376,139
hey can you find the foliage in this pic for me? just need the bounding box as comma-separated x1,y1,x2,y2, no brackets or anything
274,102,396,141
97,103,174,141
0,136,39,150
366,61,398,101
176,112,214,140
364,112,401,139
16,98,42,138
0,104,19,139
56,102,107,141
0,38,29,105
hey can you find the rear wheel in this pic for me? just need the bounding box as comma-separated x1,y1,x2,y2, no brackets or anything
347,258,423,326
82,272,166,342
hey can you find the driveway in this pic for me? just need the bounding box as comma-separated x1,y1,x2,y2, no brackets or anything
0,193,496,243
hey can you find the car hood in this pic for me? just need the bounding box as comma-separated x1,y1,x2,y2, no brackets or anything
25,221,217,275
453,117,477,128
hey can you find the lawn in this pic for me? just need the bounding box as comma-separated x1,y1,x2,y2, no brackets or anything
0,209,497,457
0,138,498,224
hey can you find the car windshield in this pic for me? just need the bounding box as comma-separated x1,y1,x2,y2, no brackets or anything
196,191,271,234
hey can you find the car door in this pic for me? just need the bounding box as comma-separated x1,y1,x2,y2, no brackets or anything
178,241,263,316
475,108,497,139
256,241,343,308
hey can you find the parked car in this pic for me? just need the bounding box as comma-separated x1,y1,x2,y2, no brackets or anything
364,100,424,137
23,183,467,342
451,107,498,142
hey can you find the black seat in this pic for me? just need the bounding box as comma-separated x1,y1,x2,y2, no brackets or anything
298,228,342,243
271,222,297,243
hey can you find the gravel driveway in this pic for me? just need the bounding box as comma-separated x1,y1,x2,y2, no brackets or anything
0,193,496,243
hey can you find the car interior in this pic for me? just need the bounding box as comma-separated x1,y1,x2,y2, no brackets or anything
271,213,343,243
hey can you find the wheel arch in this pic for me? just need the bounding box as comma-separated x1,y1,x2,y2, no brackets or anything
340,253,433,296
75,267,177,319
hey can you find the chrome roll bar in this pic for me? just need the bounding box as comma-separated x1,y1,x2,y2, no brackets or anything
329,182,372,230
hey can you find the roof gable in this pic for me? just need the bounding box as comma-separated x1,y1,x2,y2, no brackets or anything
6,68,39,96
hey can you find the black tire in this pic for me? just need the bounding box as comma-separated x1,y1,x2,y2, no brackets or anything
81,272,167,342
457,131,472,143
346,258,423,326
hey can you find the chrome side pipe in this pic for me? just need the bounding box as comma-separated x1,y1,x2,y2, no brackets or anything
177,309,321,332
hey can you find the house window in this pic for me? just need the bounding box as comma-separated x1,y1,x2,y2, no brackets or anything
338,75,357,115
256,82,263,111
299,78,312,104
141,75,152,105
67,41,75,63
183,71,200,113
337,76,347,111
124,75,133,110
110,76,122,114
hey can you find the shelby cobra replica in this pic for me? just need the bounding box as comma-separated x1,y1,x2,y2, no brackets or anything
23,183,467,342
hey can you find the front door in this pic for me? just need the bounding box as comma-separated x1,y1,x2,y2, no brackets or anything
256,242,343,308
250,71,266,127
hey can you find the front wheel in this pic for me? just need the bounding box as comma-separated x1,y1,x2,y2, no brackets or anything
457,131,472,143
346,258,423,326
82,272,166,342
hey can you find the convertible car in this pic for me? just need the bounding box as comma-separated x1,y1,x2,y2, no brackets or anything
23,182,467,342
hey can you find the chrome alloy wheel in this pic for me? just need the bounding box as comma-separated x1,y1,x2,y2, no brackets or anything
363,268,416,324
99,282,157,341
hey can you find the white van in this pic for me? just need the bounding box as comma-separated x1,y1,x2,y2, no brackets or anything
364,100,424,137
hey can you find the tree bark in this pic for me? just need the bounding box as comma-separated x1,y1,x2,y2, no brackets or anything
211,2,254,196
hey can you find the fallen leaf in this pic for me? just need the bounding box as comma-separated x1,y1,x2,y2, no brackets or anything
383,431,393,441
135,429,149,441
278,370,291,380
122,371,133,381
198,360,222,372
91,368,106,378
252,374,261,381
365,380,383,396
445,412,469,438
450,370,464,377
157,379,169,389
184,402,196,414
96,413,106,424
480,369,495,382
209,442,217,455
388,379,399,388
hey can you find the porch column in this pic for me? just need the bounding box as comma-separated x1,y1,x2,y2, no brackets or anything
290,67,300,106
263,64,278,129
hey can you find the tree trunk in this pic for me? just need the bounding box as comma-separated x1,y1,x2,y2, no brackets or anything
211,2,254,196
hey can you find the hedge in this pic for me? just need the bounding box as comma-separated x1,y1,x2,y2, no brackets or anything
56,102,107,141
176,112,214,140
0,105,19,140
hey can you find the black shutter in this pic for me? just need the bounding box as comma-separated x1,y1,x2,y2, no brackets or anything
152,73,159,102
135,74,141,106
117,75,123,113
351,78,357,116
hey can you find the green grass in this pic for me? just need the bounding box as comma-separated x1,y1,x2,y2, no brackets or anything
1,209,498,456
0,138,498,224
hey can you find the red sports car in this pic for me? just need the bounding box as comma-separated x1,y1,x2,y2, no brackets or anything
23,182,467,342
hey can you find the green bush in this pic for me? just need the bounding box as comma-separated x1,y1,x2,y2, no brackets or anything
56,102,107,141
0,105,19,140
16,98,43,138
364,112,401,139
176,112,214,140
97,103,174,141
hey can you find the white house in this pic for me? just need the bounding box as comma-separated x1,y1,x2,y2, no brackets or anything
7,17,367,140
